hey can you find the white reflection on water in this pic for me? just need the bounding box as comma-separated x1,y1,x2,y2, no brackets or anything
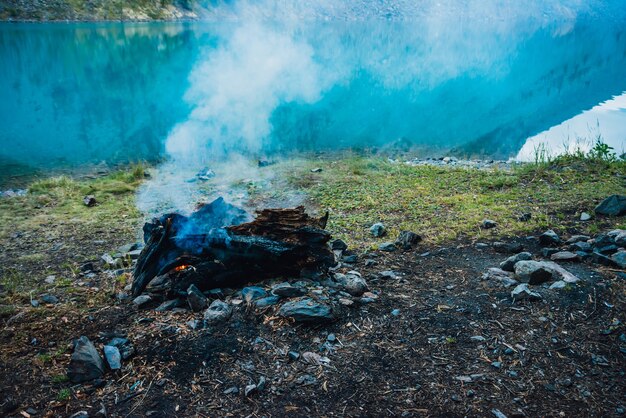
517,92,626,161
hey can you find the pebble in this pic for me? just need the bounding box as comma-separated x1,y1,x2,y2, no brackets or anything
223,386,239,395
511,283,542,301
103,345,122,370
491,361,502,369
470,335,486,342
242,286,268,303
327,333,336,342
580,212,592,221
288,351,300,361
379,242,397,252
244,384,257,397
44,275,56,284
481,219,497,229
539,229,561,246
278,298,334,323
204,300,233,325
391,309,400,316
370,222,386,237
133,295,152,307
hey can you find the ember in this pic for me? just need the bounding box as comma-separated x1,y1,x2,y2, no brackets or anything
132,197,334,297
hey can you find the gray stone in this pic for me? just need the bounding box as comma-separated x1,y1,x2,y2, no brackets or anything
614,231,626,247
514,261,554,285
570,241,592,252
391,309,401,316
470,335,486,342
342,254,357,263
242,286,267,303
395,230,422,249
378,242,397,252
611,251,626,269
595,195,626,216
379,270,399,280
550,251,579,261
132,295,152,307
40,294,59,304
511,284,542,301
370,222,386,237
481,219,497,229
549,280,568,289
187,284,208,312
330,239,348,251
580,212,592,221
103,345,122,370
204,300,233,325
186,319,201,330
482,268,518,288
334,271,368,296
254,296,281,308
244,384,257,397
223,386,239,395
288,351,300,361
476,243,489,249
278,298,334,323
44,275,56,284
271,283,306,298
493,242,524,254
69,412,89,418
518,213,532,222
539,230,561,246
542,248,560,257
67,336,105,383
83,195,97,207
500,252,532,272
596,244,619,255
155,298,182,312
566,235,591,244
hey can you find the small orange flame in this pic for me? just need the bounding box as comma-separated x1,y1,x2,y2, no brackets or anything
174,264,190,272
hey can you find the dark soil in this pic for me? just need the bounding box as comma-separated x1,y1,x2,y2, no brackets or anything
1,234,625,417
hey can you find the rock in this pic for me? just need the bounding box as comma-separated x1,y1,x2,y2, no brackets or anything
83,195,97,207
242,286,267,303
570,241,592,252
549,280,568,289
370,222,386,237
223,386,239,395
204,300,233,325
491,361,502,369
187,284,208,312
550,251,579,261
500,252,532,272
611,251,626,269
155,298,182,312
539,230,561,246
186,319,201,330
338,298,354,306
595,195,626,216
271,283,306,298
379,270,399,280
44,275,56,284
593,234,615,247
378,242,396,252
481,219,497,229
482,268,518,287
592,251,617,267
580,212,592,221
30,299,40,307
334,271,368,296
288,351,300,361
327,333,336,342
514,261,554,285
596,244,619,255
101,253,116,266
518,213,532,222
566,235,590,244
67,336,105,383
342,254,357,263
278,298,334,323
69,412,89,418
511,284,542,301
614,231,626,247
103,345,122,370
541,248,559,257
254,296,280,308
395,230,422,249
391,309,400,316
493,242,524,254
256,376,266,391
132,295,152,307
475,242,489,249
244,384,257,397
492,409,508,418
40,294,59,304
330,239,348,251
310,167,323,173
470,335,486,342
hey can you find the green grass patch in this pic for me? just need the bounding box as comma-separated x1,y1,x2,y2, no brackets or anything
57,388,71,401
283,155,626,248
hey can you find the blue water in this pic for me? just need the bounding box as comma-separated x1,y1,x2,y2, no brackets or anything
1,2,626,178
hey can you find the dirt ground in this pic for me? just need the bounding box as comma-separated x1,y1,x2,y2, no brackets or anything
1,227,625,417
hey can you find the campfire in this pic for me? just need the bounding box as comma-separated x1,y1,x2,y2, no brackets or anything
131,197,335,298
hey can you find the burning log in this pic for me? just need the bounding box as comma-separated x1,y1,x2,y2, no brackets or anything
131,197,334,297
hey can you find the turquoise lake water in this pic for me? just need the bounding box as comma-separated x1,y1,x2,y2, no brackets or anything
1,2,626,180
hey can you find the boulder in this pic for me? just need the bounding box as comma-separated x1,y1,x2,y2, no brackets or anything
570,241,591,252
595,195,626,216
499,252,532,272
539,230,561,247
132,295,152,307
187,284,208,312
204,300,233,325
611,251,626,269
514,261,553,285
395,231,422,249
278,298,334,323
67,336,105,383
370,222,386,237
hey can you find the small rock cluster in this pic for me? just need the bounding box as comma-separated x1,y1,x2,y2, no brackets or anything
67,335,135,383
0,189,27,198
482,227,626,301
398,157,514,171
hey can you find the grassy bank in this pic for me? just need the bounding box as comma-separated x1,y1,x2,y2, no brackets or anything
0,0,197,21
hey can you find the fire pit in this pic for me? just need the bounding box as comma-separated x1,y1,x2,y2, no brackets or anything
132,197,335,298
